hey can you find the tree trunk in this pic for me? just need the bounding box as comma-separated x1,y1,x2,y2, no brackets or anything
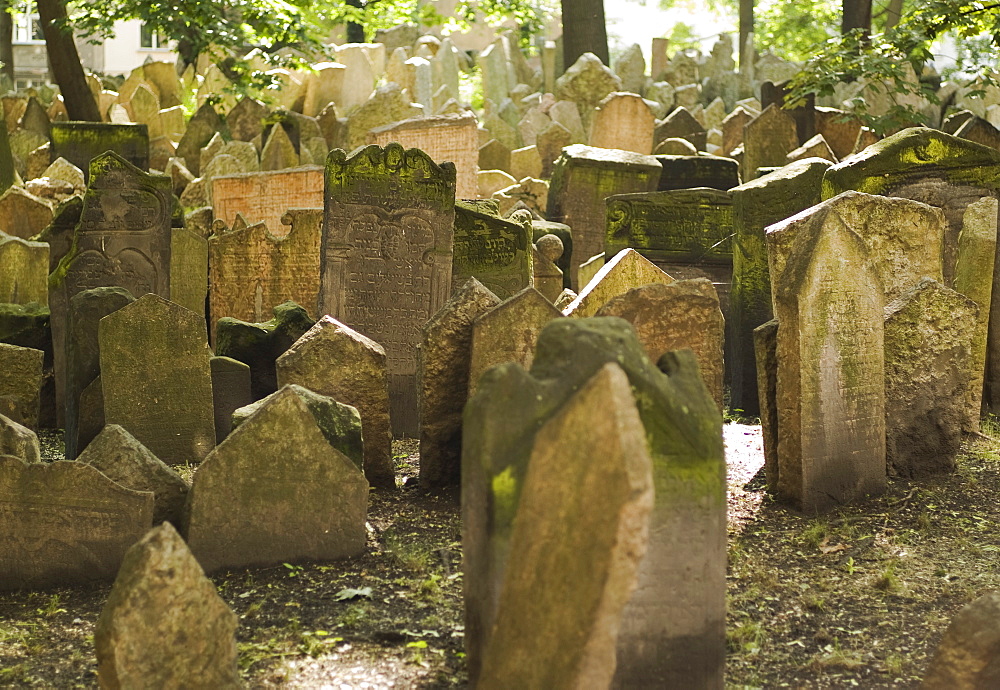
37,0,100,121
842,0,872,39
0,1,13,87
738,0,753,73
560,0,609,68
346,0,365,43
885,0,903,29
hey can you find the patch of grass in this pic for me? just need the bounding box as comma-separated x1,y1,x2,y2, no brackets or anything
884,652,906,676
384,532,430,572
336,601,371,628
811,644,865,671
801,519,828,549
874,561,901,593
727,620,767,653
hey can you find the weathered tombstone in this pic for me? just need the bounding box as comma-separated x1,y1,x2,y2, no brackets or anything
814,107,863,161
532,220,574,289
226,97,269,143
786,133,837,163
95,522,240,689
729,158,831,415
656,154,740,192
478,363,654,689
185,385,369,572
319,143,456,437
654,107,707,152
564,247,675,318
99,294,216,466
176,103,225,177
0,413,40,462
884,279,976,477
547,144,661,288
419,278,501,487
50,122,150,182
169,227,208,317
0,457,153,590
210,356,252,444
211,166,323,239
0,343,43,431
589,92,656,154
596,278,725,410
742,104,799,180
754,319,779,488
451,200,532,299
468,287,562,394
766,193,887,512
0,232,47,306
921,591,1000,690
276,315,393,488
0,187,54,240
532,233,565,302
77,424,189,526
463,318,726,687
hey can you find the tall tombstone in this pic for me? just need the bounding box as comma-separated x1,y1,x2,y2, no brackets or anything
186,385,368,572
463,318,725,687
656,154,740,192
419,278,501,487
99,294,216,465
210,356,252,444
478,364,654,689
766,193,887,513
319,144,456,437
0,343,43,430
0,457,153,590
211,167,324,239
0,232,47,305
50,123,150,182
169,227,208,318
564,247,675,318
742,103,799,181
729,157,831,415
208,209,322,337
754,319,780,489
451,200,532,300
605,188,733,312
547,144,661,289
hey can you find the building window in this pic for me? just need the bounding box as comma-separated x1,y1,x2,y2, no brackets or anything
140,23,164,49
14,1,43,43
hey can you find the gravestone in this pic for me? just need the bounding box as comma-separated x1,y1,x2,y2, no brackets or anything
729,158,831,415
419,278,501,487
656,154,740,192
463,318,725,687
654,107,707,152
547,144,661,288
226,97,269,142
169,227,208,317
0,457,153,590
787,134,837,163
589,92,656,154
468,287,562,394
210,356,252,444
50,122,149,182
186,385,368,572
0,187,54,240
452,200,532,299
208,209,322,336
884,279,976,477
0,413,40,462
532,220,574,289
319,144,456,437
814,107,862,161
754,319,779,488
95,522,240,689
0,233,47,306
211,166,323,239
921,591,1000,690
176,103,225,177
721,106,753,157
742,104,799,180
532,234,564,302
596,278,725,411
276,315,393,489
478,363,653,689
0,344,43,430
605,188,733,311
99,294,215,465
766,193,887,512
564,248,675,318
77,424,189,526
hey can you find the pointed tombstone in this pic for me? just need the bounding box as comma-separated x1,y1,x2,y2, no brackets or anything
451,200,532,299
0,344,43,431
884,279,977,478
729,158,831,416
590,92,656,154
596,278,725,411
478,363,654,689
99,294,216,466
419,278,501,487
766,193,887,513
463,318,726,687
0,413,40,462
954,115,1000,151
320,144,456,437
276,315,393,489
786,133,837,163
921,591,1000,690
260,124,299,170
210,356,252,444
177,102,225,177
226,97,269,143
468,287,563,395
742,103,799,180
77,424,189,526
128,84,162,138
564,248,675,318
0,457,153,590
654,106,707,152
186,385,369,572
95,522,240,689
0,232,48,305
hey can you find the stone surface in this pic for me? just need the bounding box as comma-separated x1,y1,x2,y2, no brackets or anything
743,104,799,180
0,343,43,430
276,316,393,489
754,319,779,489
419,278,501,487
451,200,532,300
554,52,622,115
169,227,208,316
95,522,240,690
532,234,565,302
211,166,323,239
99,294,216,466
0,412,40,463
654,107,707,152
50,122,150,181
320,144,455,437
478,363,653,689
186,386,368,572
589,92,655,154
77,424,189,526
564,247,675,318
0,186,53,240
0,457,153,590
656,154,740,192
177,103,224,177
210,356,252,444
921,591,1000,690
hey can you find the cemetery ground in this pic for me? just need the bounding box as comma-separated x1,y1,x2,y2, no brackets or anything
3,424,1000,687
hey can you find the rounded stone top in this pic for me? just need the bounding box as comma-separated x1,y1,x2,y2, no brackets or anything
536,233,564,262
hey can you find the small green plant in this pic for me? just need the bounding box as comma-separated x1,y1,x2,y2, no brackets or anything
336,601,371,628
727,620,766,653
298,630,343,658
282,562,304,578
801,519,829,549
845,556,857,575
884,652,906,676
406,639,429,666
417,573,442,600
874,561,901,593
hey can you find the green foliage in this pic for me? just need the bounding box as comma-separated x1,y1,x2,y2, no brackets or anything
755,0,839,61
665,22,703,53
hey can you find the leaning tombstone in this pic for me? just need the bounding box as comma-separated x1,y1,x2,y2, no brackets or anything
0,413,40,463
0,188,54,240
451,200,532,299
319,143,456,437
478,363,654,689
169,226,208,317
419,278,501,487
563,247,675,318
50,122,150,181
0,343,43,430
99,294,216,466
185,386,368,572
654,106,707,152
276,315,393,489
0,457,153,590
94,522,241,689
